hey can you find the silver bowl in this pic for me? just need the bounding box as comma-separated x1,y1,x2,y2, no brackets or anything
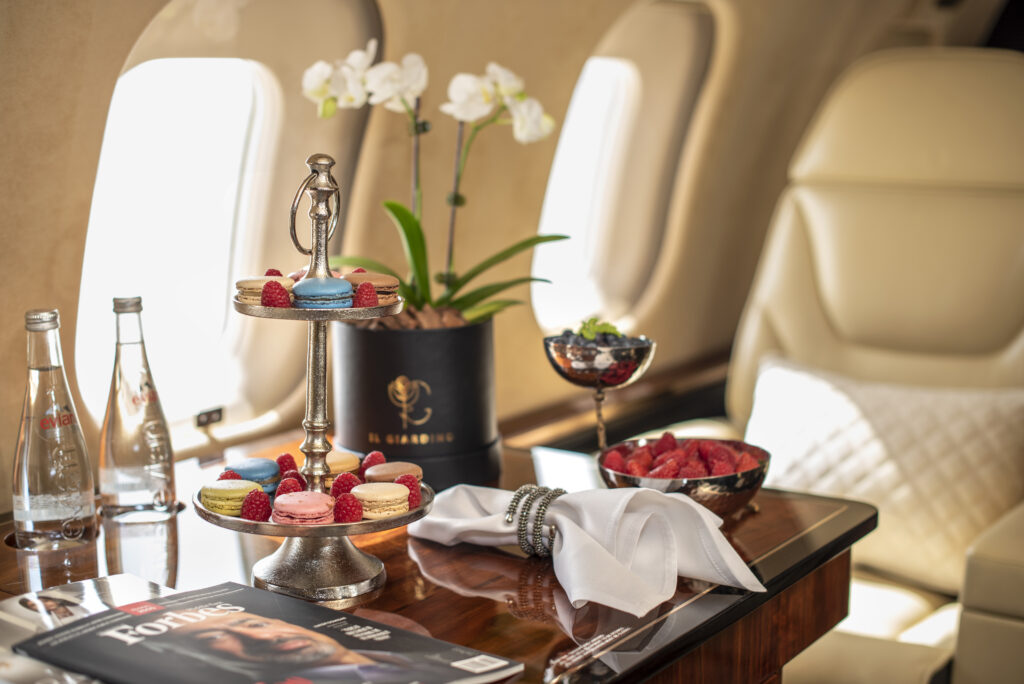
542,336,656,389
598,438,770,518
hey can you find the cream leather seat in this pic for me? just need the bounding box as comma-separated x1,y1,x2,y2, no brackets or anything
658,47,1024,683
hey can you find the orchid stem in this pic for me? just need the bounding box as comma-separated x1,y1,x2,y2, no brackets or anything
445,121,465,282
409,97,422,220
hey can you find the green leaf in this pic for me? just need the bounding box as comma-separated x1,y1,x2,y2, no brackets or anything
462,299,523,324
578,317,622,340
382,201,431,308
448,277,549,312
436,234,568,306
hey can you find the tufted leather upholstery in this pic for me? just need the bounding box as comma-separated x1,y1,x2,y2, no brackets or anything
727,48,1024,432
719,48,1024,684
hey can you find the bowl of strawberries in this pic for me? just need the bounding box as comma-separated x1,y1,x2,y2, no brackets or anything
598,433,770,518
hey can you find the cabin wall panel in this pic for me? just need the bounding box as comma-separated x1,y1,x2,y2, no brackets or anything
0,0,166,516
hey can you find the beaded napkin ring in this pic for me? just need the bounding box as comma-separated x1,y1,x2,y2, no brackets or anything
504,484,567,557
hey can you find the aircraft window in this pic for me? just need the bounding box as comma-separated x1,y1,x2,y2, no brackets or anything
531,56,641,333
76,58,281,448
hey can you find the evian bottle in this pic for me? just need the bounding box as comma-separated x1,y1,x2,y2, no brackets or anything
12,309,97,550
98,297,176,520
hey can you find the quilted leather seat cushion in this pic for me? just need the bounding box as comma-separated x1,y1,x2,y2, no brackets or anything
745,357,1024,595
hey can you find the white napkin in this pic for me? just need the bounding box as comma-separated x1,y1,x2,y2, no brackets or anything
408,485,765,617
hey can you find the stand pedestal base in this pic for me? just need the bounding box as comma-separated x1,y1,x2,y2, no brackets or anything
252,535,386,605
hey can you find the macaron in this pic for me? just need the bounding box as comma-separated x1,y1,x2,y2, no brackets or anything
364,461,423,483
227,457,281,495
236,276,294,306
271,491,335,525
326,450,360,481
292,277,353,309
343,272,401,305
201,480,262,516
351,483,410,519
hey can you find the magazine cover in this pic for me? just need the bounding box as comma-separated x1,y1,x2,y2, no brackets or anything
14,582,523,684
0,573,172,684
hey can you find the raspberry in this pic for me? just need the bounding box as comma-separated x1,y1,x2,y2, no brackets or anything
352,281,379,308
281,469,306,489
264,268,283,276
276,478,303,497
652,432,677,456
394,474,422,508
648,461,680,479
351,267,367,273
602,451,627,473
736,452,761,472
218,469,241,480
333,493,363,523
625,460,650,478
275,453,298,475
360,451,386,479
261,280,291,308
330,472,362,497
678,461,709,479
240,489,271,521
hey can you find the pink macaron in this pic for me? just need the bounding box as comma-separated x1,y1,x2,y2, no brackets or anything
271,491,335,525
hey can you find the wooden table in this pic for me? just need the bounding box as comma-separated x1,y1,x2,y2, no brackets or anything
0,439,876,683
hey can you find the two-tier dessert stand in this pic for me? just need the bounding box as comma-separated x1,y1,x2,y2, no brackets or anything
193,154,433,606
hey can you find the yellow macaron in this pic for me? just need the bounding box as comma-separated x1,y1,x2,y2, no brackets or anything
200,480,262,516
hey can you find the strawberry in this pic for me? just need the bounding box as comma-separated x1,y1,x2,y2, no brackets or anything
625,460,650,478
280,469,306,490
652,432,677,456
710,460,735,476
264,268,283,276
240,489,271,521
276,478,303,497
648,460,680,479
678,461,710,479
603,451,627,473
330,472,362,497
701,443,738,470
653,448,686,468
360,451,386,479
333,493,363,523
261,280,291,308
628,445,653,470
394,474,421,508
352,281,379,308
736,452,761,472
351,267,367,273
678,439,700,461
275,453,298,475
218,469,241,480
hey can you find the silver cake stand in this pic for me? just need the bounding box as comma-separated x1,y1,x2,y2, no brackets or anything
194,153,431,606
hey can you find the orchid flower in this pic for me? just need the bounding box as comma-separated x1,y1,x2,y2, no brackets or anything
366,53,429,113
507,96,556,143
440,74,497,123
301,60,334,104
485,62,524,99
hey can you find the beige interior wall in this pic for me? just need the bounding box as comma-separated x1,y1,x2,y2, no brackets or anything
0,0,166,515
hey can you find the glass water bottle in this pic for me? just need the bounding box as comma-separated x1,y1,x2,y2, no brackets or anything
98,297,176,519
12,309,97,550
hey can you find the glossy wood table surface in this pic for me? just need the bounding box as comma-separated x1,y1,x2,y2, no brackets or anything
0,437,876,683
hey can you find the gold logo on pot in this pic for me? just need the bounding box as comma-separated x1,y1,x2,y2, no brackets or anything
388,375,432,430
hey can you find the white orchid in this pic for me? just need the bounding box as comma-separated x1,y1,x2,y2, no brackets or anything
301,60,334,104
341,38,378,75
507,96,556,143
440,73,497,122
366,53,428,113
485,62,524,99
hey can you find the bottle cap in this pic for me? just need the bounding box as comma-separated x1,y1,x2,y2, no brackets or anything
24,309,60,331
113,297,143,313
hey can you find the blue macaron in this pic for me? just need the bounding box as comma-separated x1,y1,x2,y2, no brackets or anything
293,277,353,309
226,457,281,494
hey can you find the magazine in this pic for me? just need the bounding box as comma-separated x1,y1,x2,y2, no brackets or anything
0,573,172,684
14,581,523,684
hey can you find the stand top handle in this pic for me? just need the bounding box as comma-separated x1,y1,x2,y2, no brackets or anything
289,153,340,262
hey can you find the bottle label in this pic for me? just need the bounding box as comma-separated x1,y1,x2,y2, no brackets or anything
130,380,160,409
37,407,77,432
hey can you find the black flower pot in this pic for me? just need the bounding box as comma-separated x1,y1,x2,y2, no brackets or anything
331,319,500,490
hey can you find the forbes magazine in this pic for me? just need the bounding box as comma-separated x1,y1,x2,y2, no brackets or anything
14,582,523,684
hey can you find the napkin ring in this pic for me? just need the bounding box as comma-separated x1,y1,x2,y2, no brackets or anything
505,485,566,558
